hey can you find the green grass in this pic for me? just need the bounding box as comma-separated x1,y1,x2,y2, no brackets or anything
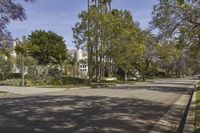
0,91,7,93
195,83,200,132
0,79,21,86
37,84,89,89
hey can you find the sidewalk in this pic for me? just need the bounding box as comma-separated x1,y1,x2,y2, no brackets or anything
0,86,66,95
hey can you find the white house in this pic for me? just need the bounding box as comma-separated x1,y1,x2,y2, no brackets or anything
69,49,88,77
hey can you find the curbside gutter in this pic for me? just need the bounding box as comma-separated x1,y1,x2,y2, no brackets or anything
150,84,195,133
182,81,199,133
182,90,195,133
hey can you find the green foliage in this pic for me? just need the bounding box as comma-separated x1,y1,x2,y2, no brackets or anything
26,65,48,81
0,79,21,86
28,30,68,65
73,4,147,81
129,30,157,80
15,37,39,55
0,57,13,80
15,36,39,86
8,73,21,79
16,56,38,69
195,85,200,131
0,41,14,61
61,77,88,85
151,0,200,54
27,76,88,86
48,65,63,79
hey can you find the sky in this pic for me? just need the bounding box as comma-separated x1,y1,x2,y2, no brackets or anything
7,0,158,49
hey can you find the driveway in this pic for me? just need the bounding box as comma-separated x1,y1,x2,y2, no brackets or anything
0,78,195,133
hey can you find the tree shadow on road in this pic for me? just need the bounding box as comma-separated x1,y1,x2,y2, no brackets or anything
0,94,181,133
106,85,190,95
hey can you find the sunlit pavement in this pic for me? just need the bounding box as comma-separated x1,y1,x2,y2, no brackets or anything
0,78,195,133
0,86,66,95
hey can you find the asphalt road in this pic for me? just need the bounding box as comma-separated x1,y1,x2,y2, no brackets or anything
0,78,195,133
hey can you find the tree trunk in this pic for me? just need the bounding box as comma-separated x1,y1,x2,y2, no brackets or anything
97,61,101,82
141,73,146,81
101,57,105,78
87,0,93,83
73,64,76,77
108,58,112,77
21,53,25,86
124,71,127,82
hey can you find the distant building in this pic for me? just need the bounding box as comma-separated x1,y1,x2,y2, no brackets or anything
69,49,88,77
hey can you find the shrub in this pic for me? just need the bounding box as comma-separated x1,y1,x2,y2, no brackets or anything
48,79,63,85
8,73,21,79
26,65,48,80
48,66,63,79
24,79,32,86
0,57,13,80
61,76,88,85
0,79,21,86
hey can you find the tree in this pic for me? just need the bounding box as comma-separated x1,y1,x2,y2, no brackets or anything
131,31,158,81
74,0,114,82
156,40,190,78
0,40,14,61
15,37,38,86
108,10,145,82
68,52,78,77
28,30,68,65
151,0,200,52
73,1,150,82
0,0,35,42
0,57,13,81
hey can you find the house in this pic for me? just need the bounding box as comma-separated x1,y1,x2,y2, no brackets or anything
69,49,88,77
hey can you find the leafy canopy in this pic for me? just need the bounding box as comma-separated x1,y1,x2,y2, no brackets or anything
28,30,68,65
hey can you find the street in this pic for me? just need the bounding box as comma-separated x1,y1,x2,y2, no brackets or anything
0,78,195,133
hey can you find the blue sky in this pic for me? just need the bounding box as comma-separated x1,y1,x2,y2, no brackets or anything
8,0,158,49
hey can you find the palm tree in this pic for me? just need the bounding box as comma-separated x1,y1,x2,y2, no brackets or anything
15,36,38,86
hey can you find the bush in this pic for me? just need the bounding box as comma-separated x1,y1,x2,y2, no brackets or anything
0,79,21,86
61,77,88,85
8,73,21,79
30,80,45,86
26,65,48,80
48,79,63,85
48,66,63,79
0,57,13,80
24,80,32,86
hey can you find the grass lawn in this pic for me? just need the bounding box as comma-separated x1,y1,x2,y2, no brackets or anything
195,83,200,133
0,91,7,93
37,84,90,89
0,79,21,86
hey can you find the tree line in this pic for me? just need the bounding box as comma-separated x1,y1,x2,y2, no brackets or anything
0,0,199,85
73,0,200,82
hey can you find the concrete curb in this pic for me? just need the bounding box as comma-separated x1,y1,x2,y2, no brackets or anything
183,90,196,133
150,85,194,133
182,81,199,132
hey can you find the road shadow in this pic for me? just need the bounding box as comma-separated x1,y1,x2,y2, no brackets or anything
0,94,180,133
104,84,191,95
